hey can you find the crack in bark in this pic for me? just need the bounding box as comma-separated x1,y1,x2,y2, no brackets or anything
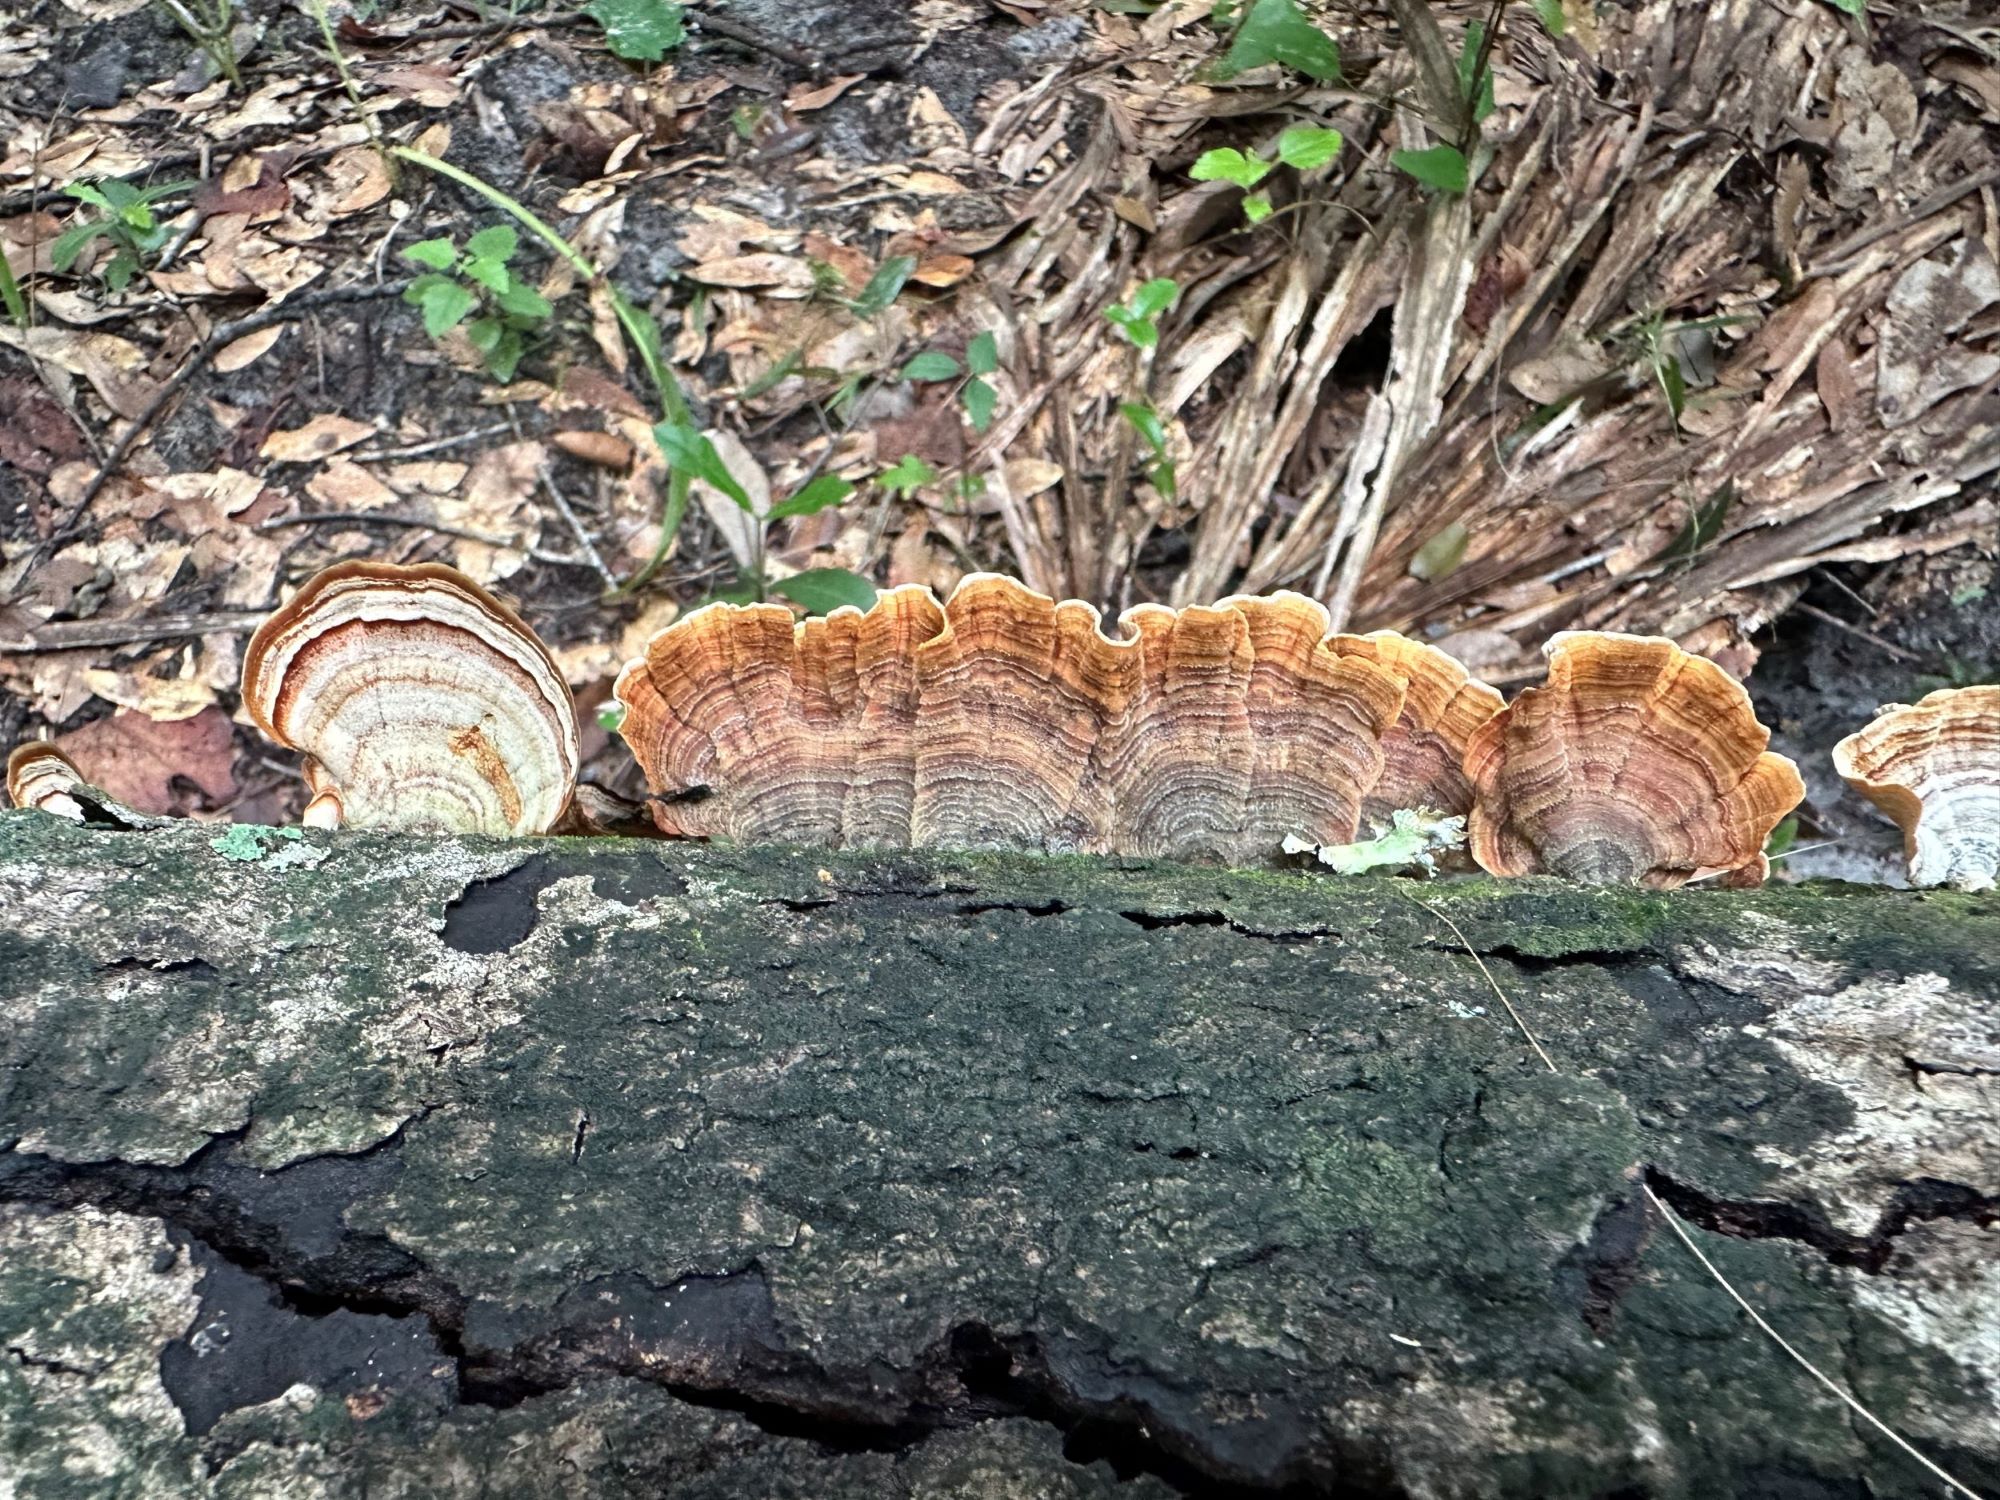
0,1140,1322,1497
1641,1167,1997,1274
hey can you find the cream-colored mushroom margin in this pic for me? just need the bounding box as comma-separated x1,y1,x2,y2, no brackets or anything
242,561,580,835
1832,685,2000,892
5,743,89,820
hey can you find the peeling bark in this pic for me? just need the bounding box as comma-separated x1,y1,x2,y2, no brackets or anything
0,813,1995,1498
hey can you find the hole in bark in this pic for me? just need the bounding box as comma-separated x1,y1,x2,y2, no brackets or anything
441,856,560,953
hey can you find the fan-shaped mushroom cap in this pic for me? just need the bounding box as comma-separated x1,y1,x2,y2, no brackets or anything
1831,686,2000,892
6,743,89,820
242,561,580,835
613,576,1408,862
1328,630,1503,829
1464,631,1804,888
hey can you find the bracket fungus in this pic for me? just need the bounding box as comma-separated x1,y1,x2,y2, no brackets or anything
6,743,90,821
613,575,1411,863
1831,685,2000,891
241,561,580,835
1464,632,1804,888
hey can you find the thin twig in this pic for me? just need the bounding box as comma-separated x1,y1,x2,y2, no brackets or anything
1399,891,1985,1500
0,610,267,654
1792,602,1923,664
537,462,618,591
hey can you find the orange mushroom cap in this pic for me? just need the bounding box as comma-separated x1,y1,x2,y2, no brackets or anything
1464,631,1804,888
6,743,90,821
242,561,580,836
1831,685,2000,892
613,575,1409,862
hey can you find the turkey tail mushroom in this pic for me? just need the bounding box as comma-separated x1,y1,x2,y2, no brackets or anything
614,576,1409,863
6,743,90,820
1832,686,2000,892
241,561,580,835
1464,632,1804,888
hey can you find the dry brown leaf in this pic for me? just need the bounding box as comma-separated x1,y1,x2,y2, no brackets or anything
553,430,634,469
441,441,545,581
215,324,286,373
306,458,399,511
788,74,865,112
81,660,216,720
262,414,376,463
55,705,238,815
686,253,818,293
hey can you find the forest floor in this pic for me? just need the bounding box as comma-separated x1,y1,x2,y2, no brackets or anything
1,0,1996,878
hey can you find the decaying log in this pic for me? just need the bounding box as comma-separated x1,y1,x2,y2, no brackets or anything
0,813,1995,1498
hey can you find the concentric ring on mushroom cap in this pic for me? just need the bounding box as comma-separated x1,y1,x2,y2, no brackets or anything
1832,685,2000,892
243,561,580,836
612,574,1410,862
1464,631,1805,888
6,743,89,820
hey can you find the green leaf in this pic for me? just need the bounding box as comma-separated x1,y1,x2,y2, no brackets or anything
1457,22,1495,123
1764,814,1798,860
103,247,139,293
1242,191,1274,224
961,377,997,433
1664,486,1732,565
772,568,878,615
597,702,627,734
1407,520,1469,582
583,0,686,61
1216,0,1341,81
966,330,999,376
64,183,113,212
466,316,504,355
900,350,962,382
462,255,511,293
465,224,518,264
418,279,478,336
1275,124,1344,170
1190,147,1273,190
1532,0,1565,33
404,237,458,271
484,328,525,382
878,454,936,494
495,281,553,321
1820,0,1863,12
1128,277,1180,320
1118,400,1167,453
767,473,856,520
850,254,917,318
50,220,110,272
1104,306,1154,348
1391,144,1470,195
652,422,751,509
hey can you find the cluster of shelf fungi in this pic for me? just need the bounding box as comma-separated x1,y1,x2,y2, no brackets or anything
6,559,1997,893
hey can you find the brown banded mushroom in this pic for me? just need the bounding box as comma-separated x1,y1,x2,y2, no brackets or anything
1463,631,1805,888
1831,686,2000,892
613,575,1409,863
242,561,580,835
1327,629,1503,832
6,743,90,821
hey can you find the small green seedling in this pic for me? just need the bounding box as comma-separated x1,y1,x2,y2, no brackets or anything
898,329,1003,433
154,0,241,87
877,454,937,497
1192,124,1343,223
51,178,196,293
1104,278,1180,349
402,225,553,381
584,0,686,61
1118,400,1177,498
652,420,877,615
1214,0,1341,82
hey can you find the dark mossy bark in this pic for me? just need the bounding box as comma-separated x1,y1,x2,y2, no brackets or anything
0,813,1994,1499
